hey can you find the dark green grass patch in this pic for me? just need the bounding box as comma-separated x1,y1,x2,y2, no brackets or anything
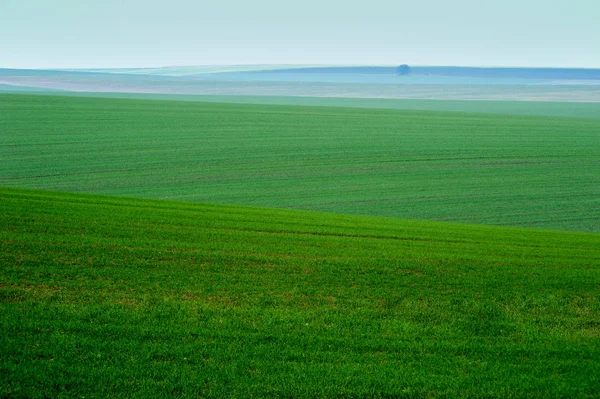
1,187,599,397
2,94,600,232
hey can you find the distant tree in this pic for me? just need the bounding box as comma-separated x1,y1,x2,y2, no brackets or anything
396,64,411,75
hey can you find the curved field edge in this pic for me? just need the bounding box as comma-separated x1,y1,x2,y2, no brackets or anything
1,187,599,398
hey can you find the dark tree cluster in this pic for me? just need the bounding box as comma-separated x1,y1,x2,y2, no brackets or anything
396,64,411,75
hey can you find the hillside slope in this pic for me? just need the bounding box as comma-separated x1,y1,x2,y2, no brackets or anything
1,187,599,397
2,94,599,231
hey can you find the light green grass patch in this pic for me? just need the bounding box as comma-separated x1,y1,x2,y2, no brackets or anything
1,187,599,397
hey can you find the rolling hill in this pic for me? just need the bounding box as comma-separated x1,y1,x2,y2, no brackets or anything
2,94,599,232
1,187,599,397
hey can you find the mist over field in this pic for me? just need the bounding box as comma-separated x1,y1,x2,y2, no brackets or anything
2,66,600,102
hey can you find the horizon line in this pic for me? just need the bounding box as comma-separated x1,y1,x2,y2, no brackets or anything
4,64,600,71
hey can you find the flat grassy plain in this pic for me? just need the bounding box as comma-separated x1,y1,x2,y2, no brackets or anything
1,187,599,398
2,94,599,231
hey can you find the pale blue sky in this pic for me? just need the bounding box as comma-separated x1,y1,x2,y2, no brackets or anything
2,0,599,68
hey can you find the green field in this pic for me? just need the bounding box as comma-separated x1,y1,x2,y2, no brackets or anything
114,94,600,119
1,187,599,398
2,93,599,397
2,94,599,231
9,91,600,119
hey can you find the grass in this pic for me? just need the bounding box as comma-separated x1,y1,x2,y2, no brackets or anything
2,93,599,232
10,91,600,119
1,186,599,398
116,93,600,119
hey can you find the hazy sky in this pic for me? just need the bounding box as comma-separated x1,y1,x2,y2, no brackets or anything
2,0,599,68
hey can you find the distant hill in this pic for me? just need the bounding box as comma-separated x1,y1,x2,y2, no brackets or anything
248,66,398,75
0,83,62,92
9,65,598,80
251,66,600,80
1,67,599,101
412,67,600,80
